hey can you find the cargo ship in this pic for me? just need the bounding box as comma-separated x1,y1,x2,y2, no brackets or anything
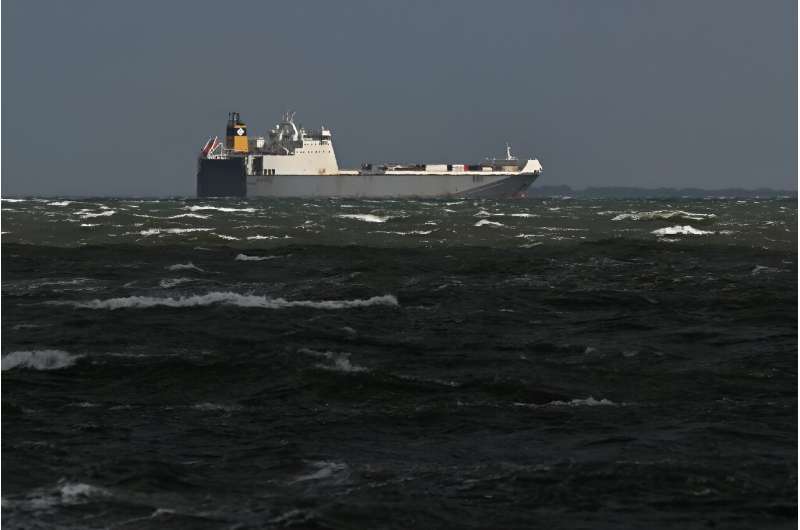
197,112,542,198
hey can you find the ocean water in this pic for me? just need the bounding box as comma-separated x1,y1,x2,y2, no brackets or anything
1,197,797,529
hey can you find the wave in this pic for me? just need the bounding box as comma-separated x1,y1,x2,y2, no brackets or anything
77,210,116,219
2,350,80,371
247,234,292,240
5,482,110,511
186,205,257,213
299,348,368,373
166,262,204,272
56,292,399,310
159,277,194,288
474,219,504,227
514,397,618,408
169,213,209,219
752,265,780,275
336,213,391,223
612,210,716,222
192,402,242,412
372,230,434,236
139,228,213,236
652,225,713,236
58,482,109,504
291,461,349,483
134,213,210,219
235,253,279,261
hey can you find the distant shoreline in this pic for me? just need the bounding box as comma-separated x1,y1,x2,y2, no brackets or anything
527,185,797,199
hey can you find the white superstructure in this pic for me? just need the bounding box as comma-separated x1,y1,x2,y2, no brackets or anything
243,112,340,176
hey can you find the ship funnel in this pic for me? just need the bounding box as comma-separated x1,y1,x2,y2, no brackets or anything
225,112,249,153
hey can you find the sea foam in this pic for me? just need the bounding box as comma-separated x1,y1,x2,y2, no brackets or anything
55,292,399,310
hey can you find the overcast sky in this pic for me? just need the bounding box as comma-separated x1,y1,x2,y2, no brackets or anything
3,0,796,196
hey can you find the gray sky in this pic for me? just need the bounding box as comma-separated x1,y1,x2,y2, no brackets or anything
3,0,796,196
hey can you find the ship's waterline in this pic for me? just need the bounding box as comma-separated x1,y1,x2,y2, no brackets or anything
197,111,542,198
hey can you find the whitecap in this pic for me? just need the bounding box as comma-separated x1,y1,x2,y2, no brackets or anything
514,396,618,408
139,228,213,236
270,509,316,525
77,210,115,219
166,262,204,272
337,213,391,223
168,213,209,219
1,198,26,202
159,277,194,288
54,292,399,310
133,213,210,219
612,210,716,222
652,225,713,236
68,402,100,408
186,205,257,213
752,265,779,275
510,213,538,218
474,219,504,227
80,223,99,228
299,348,369,373
235,253,279,261
57,482,110,506
47,201,74,207
214,233,240,240
395,374,460,387
247,234,292,240
2,350,80,371
372,230,434,236
4,482,109,512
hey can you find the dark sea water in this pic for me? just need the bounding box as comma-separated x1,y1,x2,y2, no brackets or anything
1,197,797,529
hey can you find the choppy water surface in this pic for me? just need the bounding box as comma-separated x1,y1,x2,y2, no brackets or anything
2,197,797,529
